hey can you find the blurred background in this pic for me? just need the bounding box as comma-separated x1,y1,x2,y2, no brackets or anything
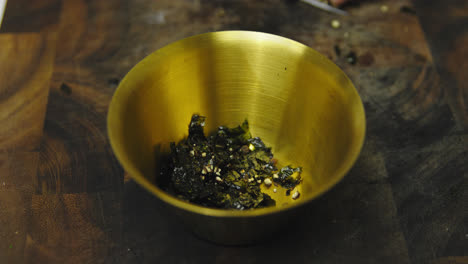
0,0,467,264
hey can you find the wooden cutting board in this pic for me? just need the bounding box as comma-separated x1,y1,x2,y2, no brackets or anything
0,0,466,263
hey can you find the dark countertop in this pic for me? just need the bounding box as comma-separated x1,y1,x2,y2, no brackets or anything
0,0,466,263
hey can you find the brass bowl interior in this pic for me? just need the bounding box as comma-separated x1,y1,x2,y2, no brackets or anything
108,31,366,217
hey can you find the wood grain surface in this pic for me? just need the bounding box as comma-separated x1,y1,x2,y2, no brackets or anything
0,0,466,263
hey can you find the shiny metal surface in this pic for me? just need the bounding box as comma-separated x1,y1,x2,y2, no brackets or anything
107,31,365,244
301,0,348,16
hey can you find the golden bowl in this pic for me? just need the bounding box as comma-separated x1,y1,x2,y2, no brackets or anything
107,31,365,245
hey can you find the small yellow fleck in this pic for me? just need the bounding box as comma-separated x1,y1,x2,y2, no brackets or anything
331,19,340,29
248,144,255,151
273,173,279,179
201,152,206,157
264,178,272,187
380,5,388,13
273,188,277,193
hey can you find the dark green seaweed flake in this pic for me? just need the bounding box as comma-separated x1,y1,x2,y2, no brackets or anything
161,114,302,210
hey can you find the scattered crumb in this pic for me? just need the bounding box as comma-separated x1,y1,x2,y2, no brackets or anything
380,5,388,13
264,178,272,187
331,19,341,29
346,51,357,65
215,8,225,17
334,45,341,56
273,188,277,193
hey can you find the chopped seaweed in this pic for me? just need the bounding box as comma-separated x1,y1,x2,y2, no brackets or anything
161,114,302,210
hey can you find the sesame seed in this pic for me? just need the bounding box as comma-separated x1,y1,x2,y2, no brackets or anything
264,178,272,187
206,166,212,173
273,173,279,179
380,5,388,13
248,178,254,182
216,172,221,176
202,167,207,174
292,190,300,200
201,152,206,157
248,144,255,151
273,188,277,193
229,148,233,152
331,19,340,29
190,150,195,156
201,176,205,180
257,179,262,184
216,176,223,182
229,155,234,159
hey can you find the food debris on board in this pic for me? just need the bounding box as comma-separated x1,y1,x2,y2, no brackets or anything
331,19,341,29
160,114,303,210
380,5,388,13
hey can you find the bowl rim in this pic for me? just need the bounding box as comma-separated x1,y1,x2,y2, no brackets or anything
107,30,366,218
